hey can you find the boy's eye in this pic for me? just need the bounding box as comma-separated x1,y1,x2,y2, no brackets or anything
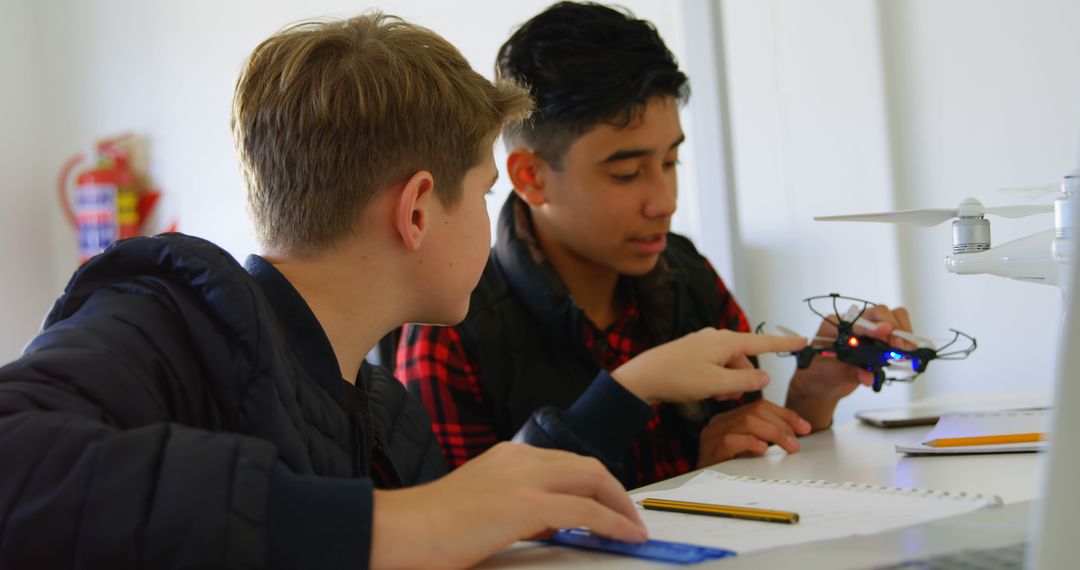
611,171,639,182
663,158,681,169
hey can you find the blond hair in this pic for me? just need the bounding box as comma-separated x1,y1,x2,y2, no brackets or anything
232,13,532,256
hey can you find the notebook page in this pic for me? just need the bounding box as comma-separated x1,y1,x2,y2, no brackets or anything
896,409,1051,455
631,471,1001,554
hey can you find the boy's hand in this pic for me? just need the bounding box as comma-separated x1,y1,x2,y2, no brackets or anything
370,442,646,570
787,304,913,430
610,328,806,405
697,399,812,467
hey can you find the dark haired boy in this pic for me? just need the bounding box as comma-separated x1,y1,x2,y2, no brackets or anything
398,1,913,488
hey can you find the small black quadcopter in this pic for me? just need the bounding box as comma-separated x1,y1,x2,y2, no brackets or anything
762,293,977,392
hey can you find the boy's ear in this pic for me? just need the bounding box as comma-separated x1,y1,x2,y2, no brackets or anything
507,148,549,207
394,170,436,252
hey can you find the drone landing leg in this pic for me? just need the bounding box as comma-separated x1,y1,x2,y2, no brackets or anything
871,368,886,392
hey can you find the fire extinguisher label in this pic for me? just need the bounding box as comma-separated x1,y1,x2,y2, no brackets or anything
77,183,118,260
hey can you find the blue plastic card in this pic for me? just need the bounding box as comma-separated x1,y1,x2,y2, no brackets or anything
547,528,737,564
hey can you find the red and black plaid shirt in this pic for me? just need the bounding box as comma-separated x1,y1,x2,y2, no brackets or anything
396,270,750,487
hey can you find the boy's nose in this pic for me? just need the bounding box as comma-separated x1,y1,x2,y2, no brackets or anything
643,174,677,219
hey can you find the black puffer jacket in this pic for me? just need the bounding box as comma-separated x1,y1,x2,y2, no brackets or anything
0,233,445,569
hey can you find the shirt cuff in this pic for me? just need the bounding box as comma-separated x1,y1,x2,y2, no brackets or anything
563,370,655,457
267,463,374,570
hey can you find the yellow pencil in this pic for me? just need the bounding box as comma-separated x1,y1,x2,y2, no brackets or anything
925,432,1046,448
640,498,800,524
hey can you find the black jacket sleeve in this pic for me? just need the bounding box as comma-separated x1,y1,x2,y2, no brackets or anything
0,284,373,569
513,370,654,482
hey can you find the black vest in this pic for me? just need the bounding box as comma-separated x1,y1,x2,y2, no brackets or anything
455,195,740,441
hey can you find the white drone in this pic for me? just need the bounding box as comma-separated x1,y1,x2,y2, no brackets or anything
815,168,1080,289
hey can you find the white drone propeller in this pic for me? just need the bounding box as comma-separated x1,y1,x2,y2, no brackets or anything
772,308,934,349
773,317,933,349
814,197,1053,227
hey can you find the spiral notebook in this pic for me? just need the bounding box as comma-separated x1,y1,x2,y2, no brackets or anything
630,471,1002,554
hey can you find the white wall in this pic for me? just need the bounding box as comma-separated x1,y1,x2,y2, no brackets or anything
721,0,908,419
722,0,1080,420
0,0,54,362
879,0,1080,402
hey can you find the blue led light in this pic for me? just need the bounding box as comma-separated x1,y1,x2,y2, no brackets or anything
888,351,903,360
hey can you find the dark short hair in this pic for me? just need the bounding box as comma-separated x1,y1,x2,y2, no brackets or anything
496,2,688,168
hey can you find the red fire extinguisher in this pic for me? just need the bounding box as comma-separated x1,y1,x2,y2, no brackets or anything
58,134,167,262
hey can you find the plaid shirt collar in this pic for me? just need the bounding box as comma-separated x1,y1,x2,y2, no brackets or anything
580,292,651,369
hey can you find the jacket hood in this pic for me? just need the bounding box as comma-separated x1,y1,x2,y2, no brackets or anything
46,234,265,352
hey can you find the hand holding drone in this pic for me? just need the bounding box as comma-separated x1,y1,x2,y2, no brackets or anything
762,293,977,392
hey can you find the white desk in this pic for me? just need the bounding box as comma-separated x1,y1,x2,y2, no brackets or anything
477,417,1042,569
659,419,1040,504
